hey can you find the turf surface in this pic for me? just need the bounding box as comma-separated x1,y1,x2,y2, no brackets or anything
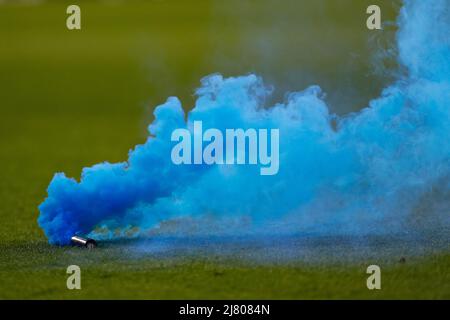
0,0,448,299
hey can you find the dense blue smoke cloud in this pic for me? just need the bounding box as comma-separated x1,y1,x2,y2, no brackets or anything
38,0,450,245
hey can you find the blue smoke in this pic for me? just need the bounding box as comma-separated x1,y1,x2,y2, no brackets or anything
38,0,450,245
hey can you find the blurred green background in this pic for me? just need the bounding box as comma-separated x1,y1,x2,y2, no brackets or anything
1,0,448,299
0,0,400,243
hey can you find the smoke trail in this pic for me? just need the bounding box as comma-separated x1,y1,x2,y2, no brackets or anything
38,0,450,245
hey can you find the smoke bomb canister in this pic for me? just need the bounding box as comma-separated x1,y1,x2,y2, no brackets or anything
71,236,97,249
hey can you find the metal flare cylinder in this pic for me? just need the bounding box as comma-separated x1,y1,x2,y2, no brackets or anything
71,236,97,249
